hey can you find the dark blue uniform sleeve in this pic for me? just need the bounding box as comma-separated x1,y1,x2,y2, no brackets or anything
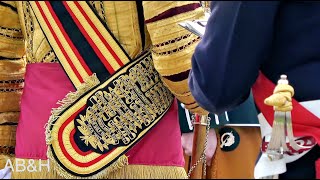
189,1,281,114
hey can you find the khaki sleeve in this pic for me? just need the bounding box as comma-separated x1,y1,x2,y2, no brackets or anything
0,1,25,126
143,1,208,115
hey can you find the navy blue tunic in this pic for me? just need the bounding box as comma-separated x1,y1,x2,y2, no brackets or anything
189,1,320,114
188,2,320,178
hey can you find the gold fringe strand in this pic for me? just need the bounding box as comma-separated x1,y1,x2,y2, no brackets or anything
11,158,187,179
107,165,188,179
45,73,100,145
46,153,129,179
12,159,61,179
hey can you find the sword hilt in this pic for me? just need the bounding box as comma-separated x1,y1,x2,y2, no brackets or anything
278,75,289,85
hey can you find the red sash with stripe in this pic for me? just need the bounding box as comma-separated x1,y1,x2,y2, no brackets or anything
30,1,130,88
29,1,174,178
252,72,320,144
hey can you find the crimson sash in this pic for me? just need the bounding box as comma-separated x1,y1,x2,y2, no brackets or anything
29,1,174,178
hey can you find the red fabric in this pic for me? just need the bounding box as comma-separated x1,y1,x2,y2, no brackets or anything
145,3,201,23
316,158,320,179
126,101,185,166
252,72,320,144
16,63,75,159
15,63,184,167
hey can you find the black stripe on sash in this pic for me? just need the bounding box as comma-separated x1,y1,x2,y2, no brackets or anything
50,1,111,81
136,1,145,51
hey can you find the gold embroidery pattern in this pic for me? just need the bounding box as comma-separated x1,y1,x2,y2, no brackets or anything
0,27,23,40
40,50,58,63
76,54,173,152
23,2,35,62
89,1,107,23
152,34,200,56
98,1,107,22
0,79,24,92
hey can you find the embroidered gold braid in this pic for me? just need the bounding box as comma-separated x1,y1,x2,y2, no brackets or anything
21,1,35,62
143,1,208,115
76,53,173,152
0,1,25,159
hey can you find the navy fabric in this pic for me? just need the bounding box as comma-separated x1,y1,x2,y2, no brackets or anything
189,1,320,114
50,1,111,81
189,1,320,178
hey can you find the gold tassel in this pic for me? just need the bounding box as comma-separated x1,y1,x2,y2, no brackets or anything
264,75,302,159
267,111,289,152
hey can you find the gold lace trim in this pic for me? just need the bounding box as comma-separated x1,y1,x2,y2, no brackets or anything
152,42,197,76
146,8,204,44
161,78,189,95
40,50,58,63
0,27,23,40
90,1,107,23
152,35,200,56
0,79,24,92
22,1,35,62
